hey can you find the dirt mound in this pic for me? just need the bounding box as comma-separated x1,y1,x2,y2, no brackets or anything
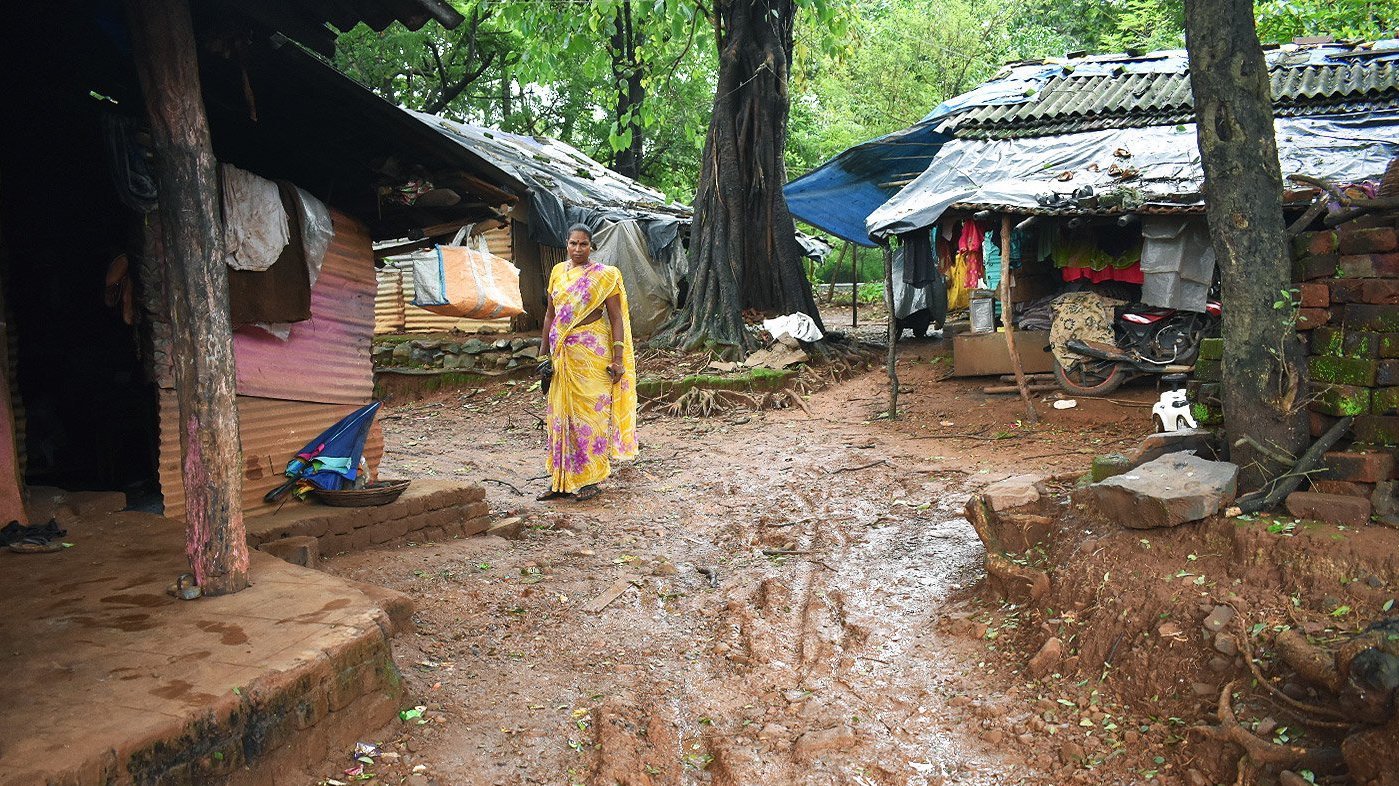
960,474,1399,786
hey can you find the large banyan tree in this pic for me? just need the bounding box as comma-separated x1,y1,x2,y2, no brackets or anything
652,0,823,355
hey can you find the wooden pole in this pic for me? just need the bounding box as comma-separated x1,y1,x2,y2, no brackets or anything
826,241,845,303
851,243,859,329
999,215,1038,424
882,242,898,419
127,0,249,595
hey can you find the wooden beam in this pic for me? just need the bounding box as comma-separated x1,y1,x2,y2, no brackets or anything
1000,215,1039,424
127,0,249,595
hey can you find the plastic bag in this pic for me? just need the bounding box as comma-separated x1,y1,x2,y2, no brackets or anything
410,226,523,319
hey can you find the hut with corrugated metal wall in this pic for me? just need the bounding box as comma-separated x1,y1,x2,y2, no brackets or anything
0,14,523,522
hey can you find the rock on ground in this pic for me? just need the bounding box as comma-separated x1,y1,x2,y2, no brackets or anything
1087,453,1239,529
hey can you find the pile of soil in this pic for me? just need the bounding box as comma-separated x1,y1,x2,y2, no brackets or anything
956,472,1399,786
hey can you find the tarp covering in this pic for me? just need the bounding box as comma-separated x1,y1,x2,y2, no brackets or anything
788,40,1399,248
867,110,1399,238
411,111,690,255
784,123,950,247
1139,216,1215,312
591,220,673,339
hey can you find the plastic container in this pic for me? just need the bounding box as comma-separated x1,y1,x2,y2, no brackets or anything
969,291,996,333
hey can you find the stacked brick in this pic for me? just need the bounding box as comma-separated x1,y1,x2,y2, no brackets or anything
1290,212,1399,526
249,483,492,558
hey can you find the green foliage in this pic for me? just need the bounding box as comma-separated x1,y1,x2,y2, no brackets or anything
331,0,1391,209
1255,0,1396,43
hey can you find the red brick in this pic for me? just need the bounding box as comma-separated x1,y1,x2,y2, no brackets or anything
1311,480,1375,497
1321,450,1396,483
1382,334,1399,358
1296,308,1329,330
1378,362,1399,387
1345,304,1399,333
1295,254,1339,281
1361,280,1399,305
1343,331,1382,359
1329,278,1368,304
1299,283,1330,307
1355,415,1399,446
1375,387,1399,416
1339,226,1399,255
462,514,492,537
1305,230,1339,256
1285,491,1372,525
1338,253,1399,278
1309,411,1342,438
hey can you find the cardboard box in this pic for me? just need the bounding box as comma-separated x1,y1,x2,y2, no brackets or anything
952,329,1054,377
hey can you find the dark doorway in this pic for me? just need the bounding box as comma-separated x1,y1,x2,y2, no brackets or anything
0,7,161,505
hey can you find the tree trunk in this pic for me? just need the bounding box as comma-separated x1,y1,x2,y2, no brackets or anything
652,0,821,356
609,0,646,181
127,0,250,595
1184,0,1307,491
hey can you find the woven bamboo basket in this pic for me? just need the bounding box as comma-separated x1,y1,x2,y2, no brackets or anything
310,479,411,507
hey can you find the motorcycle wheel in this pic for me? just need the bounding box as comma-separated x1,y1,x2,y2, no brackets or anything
1053,357,1130,397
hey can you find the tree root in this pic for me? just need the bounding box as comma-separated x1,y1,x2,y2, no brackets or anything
1191,681,1344,778
1274,628,1345,695
642,386,810,417
1233,611,1352,723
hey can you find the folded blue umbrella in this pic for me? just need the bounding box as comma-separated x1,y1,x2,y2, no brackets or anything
265,401,382,501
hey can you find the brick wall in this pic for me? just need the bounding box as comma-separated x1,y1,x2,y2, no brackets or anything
1291,209,1399,523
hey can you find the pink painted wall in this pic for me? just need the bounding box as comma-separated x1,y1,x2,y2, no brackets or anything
231,210,375,406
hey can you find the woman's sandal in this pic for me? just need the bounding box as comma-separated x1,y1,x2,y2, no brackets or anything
536,490,571,501
574,485,601,502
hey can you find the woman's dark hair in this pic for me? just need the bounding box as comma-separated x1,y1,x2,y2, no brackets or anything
566,223,594,240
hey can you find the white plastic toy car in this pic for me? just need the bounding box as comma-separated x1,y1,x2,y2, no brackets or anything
1152,384,1197,432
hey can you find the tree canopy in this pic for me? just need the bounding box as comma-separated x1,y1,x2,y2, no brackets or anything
332,0,1393,203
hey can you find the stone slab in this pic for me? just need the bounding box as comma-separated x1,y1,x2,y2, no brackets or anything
1088,453,1239,529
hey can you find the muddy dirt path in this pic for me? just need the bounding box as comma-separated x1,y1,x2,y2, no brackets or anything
316,339,1156,786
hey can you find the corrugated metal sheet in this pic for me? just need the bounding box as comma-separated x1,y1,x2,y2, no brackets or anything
375,268,406,333
157,391,384,520
375,224,514,335
231,210,376,405
948,46,1399,138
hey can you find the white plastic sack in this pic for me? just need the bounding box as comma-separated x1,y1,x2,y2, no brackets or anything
221,164,289,272
762,313,824,343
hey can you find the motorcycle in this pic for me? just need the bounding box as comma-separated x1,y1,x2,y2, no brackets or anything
1053,300,1221,396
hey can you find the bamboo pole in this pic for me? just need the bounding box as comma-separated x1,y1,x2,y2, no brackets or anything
1000,215,1038,424
882,242,898,419
127,0,249,594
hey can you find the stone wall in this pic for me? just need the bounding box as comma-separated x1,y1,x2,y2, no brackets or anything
373,335,542,372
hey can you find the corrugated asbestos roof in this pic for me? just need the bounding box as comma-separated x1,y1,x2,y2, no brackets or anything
946,42,1399,138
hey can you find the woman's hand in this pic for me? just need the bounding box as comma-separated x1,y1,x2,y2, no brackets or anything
607,361,623,382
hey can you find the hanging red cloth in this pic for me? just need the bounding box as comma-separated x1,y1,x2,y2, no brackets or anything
956,221,985,289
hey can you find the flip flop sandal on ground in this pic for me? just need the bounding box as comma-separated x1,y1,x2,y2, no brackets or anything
536,490,572,501
9,536,62,554
574,485,602,502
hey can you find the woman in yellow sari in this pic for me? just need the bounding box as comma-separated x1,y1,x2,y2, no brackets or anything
537,225,638,501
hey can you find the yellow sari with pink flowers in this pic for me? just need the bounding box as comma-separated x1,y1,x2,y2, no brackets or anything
545,262,638,492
